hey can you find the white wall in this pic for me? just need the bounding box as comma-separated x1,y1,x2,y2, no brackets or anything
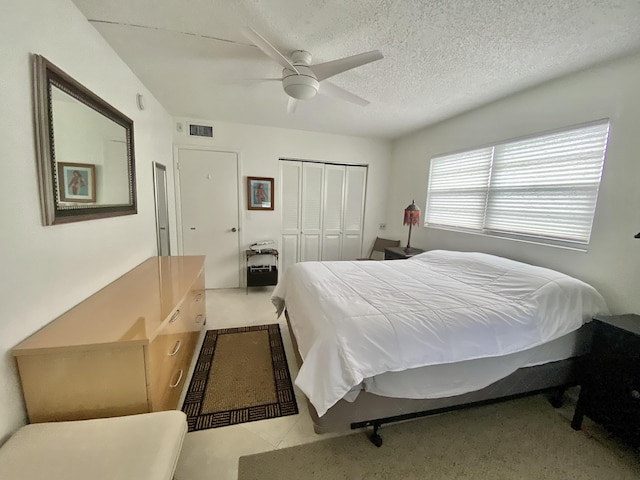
172,119,393,267
0,0,175,441
388,52,640,315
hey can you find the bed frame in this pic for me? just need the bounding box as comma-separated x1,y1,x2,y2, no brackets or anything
286,312,588,447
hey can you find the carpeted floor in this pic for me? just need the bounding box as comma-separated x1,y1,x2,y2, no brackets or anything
238,395,640,479
181,324,298,431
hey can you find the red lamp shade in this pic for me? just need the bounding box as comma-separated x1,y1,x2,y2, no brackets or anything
403,200,421,226
403,200,420,249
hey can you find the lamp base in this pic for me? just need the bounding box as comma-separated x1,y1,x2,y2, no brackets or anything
405,223,413,252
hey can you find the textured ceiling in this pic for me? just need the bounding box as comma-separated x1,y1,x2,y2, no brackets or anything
71,0,640,139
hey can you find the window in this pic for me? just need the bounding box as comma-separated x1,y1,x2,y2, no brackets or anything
425,120,610,248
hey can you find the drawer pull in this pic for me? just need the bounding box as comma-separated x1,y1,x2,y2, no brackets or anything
169,310,180,323
195,293,203,302
631,389,640,400
169,369,184,388
195,314,204,324
169,340,182,356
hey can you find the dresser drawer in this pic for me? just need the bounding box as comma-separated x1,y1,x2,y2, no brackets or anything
148,291,202,411
149,332,187,378
156,352,192,411
186,272,206,331
148,332,189,408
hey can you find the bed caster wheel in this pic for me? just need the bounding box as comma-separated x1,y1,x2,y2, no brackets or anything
369,432,383,447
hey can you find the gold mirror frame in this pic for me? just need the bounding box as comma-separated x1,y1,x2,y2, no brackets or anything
33,54,137,225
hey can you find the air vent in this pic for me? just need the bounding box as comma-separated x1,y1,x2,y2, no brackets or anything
188,123,214,138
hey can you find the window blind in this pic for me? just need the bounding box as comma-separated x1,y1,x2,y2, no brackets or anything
425,120,609,247
425,147,493,230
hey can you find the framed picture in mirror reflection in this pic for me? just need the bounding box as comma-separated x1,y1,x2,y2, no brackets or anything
58,162,96,203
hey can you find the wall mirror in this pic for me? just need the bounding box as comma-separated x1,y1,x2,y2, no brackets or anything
33,54,137,225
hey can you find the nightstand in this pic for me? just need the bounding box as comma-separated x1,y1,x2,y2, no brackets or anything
571,314,640,447
384,246,424,260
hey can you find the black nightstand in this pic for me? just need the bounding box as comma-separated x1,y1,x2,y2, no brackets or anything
384,246,424,260
571,314,640,447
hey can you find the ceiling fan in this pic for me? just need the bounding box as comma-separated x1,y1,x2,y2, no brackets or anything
241,26,383,113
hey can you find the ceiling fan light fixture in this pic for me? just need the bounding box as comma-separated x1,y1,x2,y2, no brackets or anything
283,74,319,100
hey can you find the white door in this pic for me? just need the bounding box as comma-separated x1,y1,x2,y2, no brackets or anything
300,162,324,262
280,160,302,274
178,148,240,289
322,164,345,261
341,166,367,260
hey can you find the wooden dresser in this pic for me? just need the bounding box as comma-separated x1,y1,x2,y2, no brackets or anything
13,256,206,423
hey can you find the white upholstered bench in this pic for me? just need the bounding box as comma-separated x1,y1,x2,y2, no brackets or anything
0,410,187,480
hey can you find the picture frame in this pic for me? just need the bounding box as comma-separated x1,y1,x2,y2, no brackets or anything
247,176,274,210
58,162,96,203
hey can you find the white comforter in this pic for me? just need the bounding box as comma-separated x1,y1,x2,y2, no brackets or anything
272,250,608,417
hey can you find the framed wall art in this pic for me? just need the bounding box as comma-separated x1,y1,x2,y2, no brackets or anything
247,177,274,210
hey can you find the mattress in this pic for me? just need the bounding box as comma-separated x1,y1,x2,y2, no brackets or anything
342,325,591,402
272,250,608,417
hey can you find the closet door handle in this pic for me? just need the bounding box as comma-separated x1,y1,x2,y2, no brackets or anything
169,310,180,323
169,340,181,356
231,227,238,232
169,369,184,388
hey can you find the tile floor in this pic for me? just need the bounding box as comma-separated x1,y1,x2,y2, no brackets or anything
174,287,353,480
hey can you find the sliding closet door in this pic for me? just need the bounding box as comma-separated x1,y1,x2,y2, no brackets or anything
300,163,324,262
280,161,302,274
322,164,345,261
280,160,367,266
341,166,367,260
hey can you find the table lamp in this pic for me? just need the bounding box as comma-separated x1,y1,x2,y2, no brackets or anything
403,200,421,251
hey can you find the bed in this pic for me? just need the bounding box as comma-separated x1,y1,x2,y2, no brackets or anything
272,250,608,445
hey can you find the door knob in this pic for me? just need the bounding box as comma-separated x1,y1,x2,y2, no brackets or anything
231,227,237,232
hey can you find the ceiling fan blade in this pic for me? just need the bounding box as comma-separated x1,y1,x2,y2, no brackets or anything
320,81,370,106
287,97,298,113
214,78,280,86
311,50,383,82
241,26,300,75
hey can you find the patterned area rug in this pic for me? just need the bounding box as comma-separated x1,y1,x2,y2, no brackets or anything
182,324,298,432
